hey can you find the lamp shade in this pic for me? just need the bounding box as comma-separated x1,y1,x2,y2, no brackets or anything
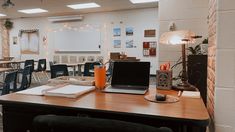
159,30,196,45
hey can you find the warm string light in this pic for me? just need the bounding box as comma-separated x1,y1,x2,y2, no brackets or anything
47,23,101,33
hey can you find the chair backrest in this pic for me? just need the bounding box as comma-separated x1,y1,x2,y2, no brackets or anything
24,59,34,71
33,115,172,132
2,71,17,95
83,62,101,76
18,66,32,91
37,59,47,71
50,64,69,79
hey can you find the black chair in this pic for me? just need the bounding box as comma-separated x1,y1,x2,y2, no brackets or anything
23,59,35,70
35,59,49,81
0,71,17,95
50,64,69,79
19,59,34,83
33,115,172,132
83,62,100,76
16,66,32,91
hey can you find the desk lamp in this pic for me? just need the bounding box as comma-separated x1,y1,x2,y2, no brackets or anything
159,30,201,91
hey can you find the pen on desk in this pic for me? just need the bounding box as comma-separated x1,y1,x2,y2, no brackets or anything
177,91,182,97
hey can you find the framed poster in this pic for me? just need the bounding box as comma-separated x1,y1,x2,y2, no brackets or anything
126,27,133,36
143,41,157,56
144,29,156,37
19,29,39,54
113,28,121,37
113,40,121,48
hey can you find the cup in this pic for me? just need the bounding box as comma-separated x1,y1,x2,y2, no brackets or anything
94,66,106,90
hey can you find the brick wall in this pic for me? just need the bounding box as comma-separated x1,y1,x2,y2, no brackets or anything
208,0,216,121
0,21,10,58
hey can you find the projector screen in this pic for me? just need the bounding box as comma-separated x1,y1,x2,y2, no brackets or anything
49,28,101,52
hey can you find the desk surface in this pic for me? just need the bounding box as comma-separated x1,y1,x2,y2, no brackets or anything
0,68,14,72
0,86,209,126
0,60,25,64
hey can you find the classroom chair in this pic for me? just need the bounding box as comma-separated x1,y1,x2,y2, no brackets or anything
18,59,35,83
33,115,173,132
0,71,17,95
83,62,101,76
50,64,69,79
34,59,49,82
16,65,32,91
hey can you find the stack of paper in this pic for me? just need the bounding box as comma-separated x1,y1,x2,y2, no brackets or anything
16,85,95,98
44,85,95,98
181,91,200,98
16,85,54,96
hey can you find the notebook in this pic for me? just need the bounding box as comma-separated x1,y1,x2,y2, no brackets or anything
17,84,95,98
103,61,150,95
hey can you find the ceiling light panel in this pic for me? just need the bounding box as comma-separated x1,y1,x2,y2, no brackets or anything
129,0,159,4
18,8,48,14
67,2,100,9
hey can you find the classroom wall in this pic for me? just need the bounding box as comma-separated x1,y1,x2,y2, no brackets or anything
213,0,235,131
9,8,158,74
158,0,208,82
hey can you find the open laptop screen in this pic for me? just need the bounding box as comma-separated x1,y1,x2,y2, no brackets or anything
111,62,150,87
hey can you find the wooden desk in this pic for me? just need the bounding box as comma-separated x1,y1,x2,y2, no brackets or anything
0,87,209,132
0,60,25,69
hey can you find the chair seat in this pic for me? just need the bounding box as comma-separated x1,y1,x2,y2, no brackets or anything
33,115,172,132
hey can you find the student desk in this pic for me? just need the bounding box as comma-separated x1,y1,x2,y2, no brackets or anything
0,87,209,132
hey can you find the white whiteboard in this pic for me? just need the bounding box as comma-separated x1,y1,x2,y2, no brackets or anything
50,28,101,52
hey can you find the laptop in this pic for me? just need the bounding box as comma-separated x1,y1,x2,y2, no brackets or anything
103,61,150,95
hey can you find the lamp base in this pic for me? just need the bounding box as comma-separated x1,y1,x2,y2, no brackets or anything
173,81,196,91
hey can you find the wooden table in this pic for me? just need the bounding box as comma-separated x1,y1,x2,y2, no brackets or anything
0,60,25,69
0,86,209,132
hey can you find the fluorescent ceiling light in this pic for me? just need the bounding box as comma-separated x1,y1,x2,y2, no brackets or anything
67,2,100,9
129,0,159,4
0,13,6,17
18,8,48,14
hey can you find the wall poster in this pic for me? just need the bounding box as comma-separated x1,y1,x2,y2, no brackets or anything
19,29,39,54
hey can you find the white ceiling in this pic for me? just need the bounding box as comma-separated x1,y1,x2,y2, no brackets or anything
0,0,158,19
